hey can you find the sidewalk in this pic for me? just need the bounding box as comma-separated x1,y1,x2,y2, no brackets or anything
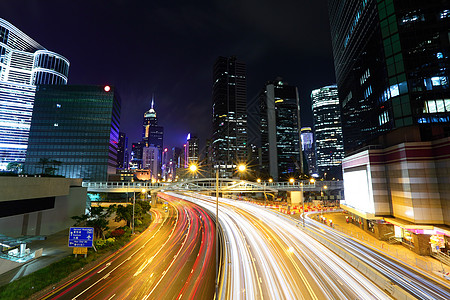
307,210,450,283
0,213,127,287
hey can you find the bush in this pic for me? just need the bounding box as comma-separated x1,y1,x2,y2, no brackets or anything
110,228,125,237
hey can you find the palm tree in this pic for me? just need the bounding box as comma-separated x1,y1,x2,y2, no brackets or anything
39,158,51,175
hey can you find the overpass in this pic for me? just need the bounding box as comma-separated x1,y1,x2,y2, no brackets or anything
82,179,343,194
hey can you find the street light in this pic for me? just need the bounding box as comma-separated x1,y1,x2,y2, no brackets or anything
289,178,295,184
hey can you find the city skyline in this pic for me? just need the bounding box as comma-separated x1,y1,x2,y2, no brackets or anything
1,0,336,149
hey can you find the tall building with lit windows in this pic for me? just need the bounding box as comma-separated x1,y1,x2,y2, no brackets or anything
328,0,450,151
257,79,302,181
23,85,120,182
0,18,69,169
186,133,199,165
311,85,344,180
328,1,450,241
142,97,163,176
212,56,247,176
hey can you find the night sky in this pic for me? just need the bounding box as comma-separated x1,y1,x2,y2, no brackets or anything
3,0,336,151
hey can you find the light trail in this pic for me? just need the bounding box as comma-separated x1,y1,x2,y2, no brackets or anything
166,192,390,300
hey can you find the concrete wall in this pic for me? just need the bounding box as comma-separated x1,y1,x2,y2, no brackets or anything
343,137,450,225
0,177,86,237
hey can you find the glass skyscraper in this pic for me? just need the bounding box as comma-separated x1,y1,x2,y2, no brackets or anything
23,85,120,181
328,0,450,151
301,127,316,176
311,85,344,179
258,80,302,181
0,18,69,169
212,56,247,176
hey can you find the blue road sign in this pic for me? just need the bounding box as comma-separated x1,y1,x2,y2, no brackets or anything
68,227,94,248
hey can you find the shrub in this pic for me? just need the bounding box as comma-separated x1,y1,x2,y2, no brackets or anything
110,228,125,237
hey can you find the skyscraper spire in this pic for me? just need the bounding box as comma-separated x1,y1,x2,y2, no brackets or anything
151,94,154,110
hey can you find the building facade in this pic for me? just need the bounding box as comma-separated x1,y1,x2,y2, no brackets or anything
142,146,159,181
117,132,127,169
0,18,69,169
258,80,302,181
186,133,199,165
311,85,344,179
23,85,120,182
329,0,450,253
301,127,317,176
142,98,163,176
212,56,247,176
329,0,450,152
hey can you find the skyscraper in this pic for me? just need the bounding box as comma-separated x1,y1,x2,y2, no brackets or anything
328,0,450,151
23,85,120,181
186,133,199,165
328,1,450,241
311,85,344,180
212,56,247,176
117,132,127,169
258,79,302,181
301,127,316,176
142,98,163,175
0,18,69,169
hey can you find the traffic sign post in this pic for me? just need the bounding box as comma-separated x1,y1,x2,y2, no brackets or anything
69,227,94,257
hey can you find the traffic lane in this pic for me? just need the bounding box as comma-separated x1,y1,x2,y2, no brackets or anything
239,202,389,300
77,203,188,300
174,203,216,300
145,199,215,300
42,206,177,300
229,204,328,300
304,216,450,300
178,193,389,300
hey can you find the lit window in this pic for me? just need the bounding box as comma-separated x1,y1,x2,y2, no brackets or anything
437,52,444,59
56,104,61,108
390,84,399,97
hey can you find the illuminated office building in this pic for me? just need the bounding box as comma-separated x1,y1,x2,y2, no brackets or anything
329,1,450,244
142,98,163,175
23,85,120,182
212,56,247,176
301,127,316,176
311,85,344,180
329,0,450,151
186,133,199,165
259,79,302,181
117,132,127,169
142,146,159,181
0,18,69,169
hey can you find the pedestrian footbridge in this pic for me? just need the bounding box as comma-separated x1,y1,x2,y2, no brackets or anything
82,179,342,194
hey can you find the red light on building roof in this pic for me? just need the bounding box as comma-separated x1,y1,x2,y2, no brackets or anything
104,85,111,92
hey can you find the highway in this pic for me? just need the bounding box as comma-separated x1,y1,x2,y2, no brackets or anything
302,212,450,300
168,192,390,300
39,198,215,300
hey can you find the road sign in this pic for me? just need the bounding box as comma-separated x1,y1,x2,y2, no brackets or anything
68,227,94,248
73,247,88,254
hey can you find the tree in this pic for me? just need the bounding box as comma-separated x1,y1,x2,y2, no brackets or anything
72,206,113,239
6,162,22,174
38,158,51,175
114,201,151,229
114,204,134,227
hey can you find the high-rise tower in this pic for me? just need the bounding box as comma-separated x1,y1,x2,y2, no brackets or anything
0,18,69,169
142,97,163,176
212,56,247,176
258,79,302,181
328,0,450,233
311,85,344,180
